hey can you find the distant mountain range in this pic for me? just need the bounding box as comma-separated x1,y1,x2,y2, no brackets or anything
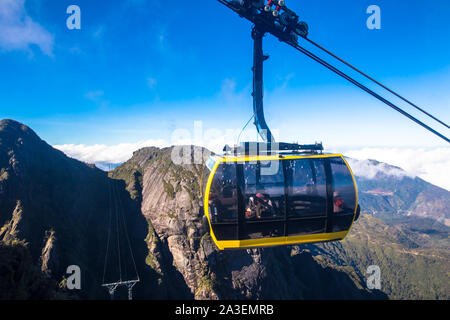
348,158,449,225
0,119,448,299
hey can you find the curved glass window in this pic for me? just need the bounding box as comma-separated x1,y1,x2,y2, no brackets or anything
286,159,327,217
285,158,327,235
330,157,356,232
208,162,238,240
242,161,285,220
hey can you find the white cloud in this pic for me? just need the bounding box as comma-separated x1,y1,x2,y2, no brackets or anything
346,158,415,180
344,147,450,190
52,122,247,166
0,0,54,56
54,139,168,164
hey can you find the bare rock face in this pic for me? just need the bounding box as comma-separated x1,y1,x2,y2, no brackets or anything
137,146,216,299
0,200,24,242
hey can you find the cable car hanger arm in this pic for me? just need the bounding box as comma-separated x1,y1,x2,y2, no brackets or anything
252,27,274,143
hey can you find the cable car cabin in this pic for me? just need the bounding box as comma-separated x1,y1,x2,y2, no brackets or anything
204,153,359,250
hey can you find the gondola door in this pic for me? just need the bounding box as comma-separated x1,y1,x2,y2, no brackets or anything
284,157,328,236
237,159,286,241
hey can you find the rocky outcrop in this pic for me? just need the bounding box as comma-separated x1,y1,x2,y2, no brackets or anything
40,230,58,277
0,200,24,242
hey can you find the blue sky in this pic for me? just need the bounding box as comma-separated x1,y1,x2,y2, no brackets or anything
1,1,449,153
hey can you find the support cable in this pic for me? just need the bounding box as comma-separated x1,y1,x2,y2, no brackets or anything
304,37,450,129
102,166,113,284
111,178,122,282
288,41,450,143
116,181,140,281
102,167,139,299
237,114,255,145
114,180,129,282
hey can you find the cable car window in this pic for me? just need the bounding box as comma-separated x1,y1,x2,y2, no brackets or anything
208,162,238,240
259,159,283,184
285,158,327,236
286,158,327,217
242,160,285,239
330,157,356,232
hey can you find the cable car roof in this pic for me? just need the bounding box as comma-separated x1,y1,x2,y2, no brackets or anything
206,147,345,172
206,142,326,171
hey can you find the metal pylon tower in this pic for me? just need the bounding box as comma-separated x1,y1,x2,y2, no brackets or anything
102,164,140,300
102,279,139,300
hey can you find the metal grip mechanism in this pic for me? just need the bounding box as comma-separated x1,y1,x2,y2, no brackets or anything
252,26,274,143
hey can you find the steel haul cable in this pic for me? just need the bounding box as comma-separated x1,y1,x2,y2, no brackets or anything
304,37,450,129
216,0,450,143
288,41,450,143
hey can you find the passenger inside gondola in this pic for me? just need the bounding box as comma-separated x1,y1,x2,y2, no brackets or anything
245,193,275,219
333,191,345,213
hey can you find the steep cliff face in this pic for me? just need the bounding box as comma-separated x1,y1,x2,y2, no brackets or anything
113,146,385,299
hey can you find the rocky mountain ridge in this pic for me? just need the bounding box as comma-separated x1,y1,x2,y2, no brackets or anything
1,119,448,299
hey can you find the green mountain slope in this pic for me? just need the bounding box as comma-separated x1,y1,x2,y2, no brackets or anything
306,214,449,299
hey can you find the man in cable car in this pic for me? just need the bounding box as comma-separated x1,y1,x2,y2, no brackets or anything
333,191,345,213
246,193,275,219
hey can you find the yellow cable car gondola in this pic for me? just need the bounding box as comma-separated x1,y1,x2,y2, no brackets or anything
204,143,360,250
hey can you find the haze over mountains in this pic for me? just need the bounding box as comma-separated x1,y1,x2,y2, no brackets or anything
0,119,448,300
347,158,450,226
